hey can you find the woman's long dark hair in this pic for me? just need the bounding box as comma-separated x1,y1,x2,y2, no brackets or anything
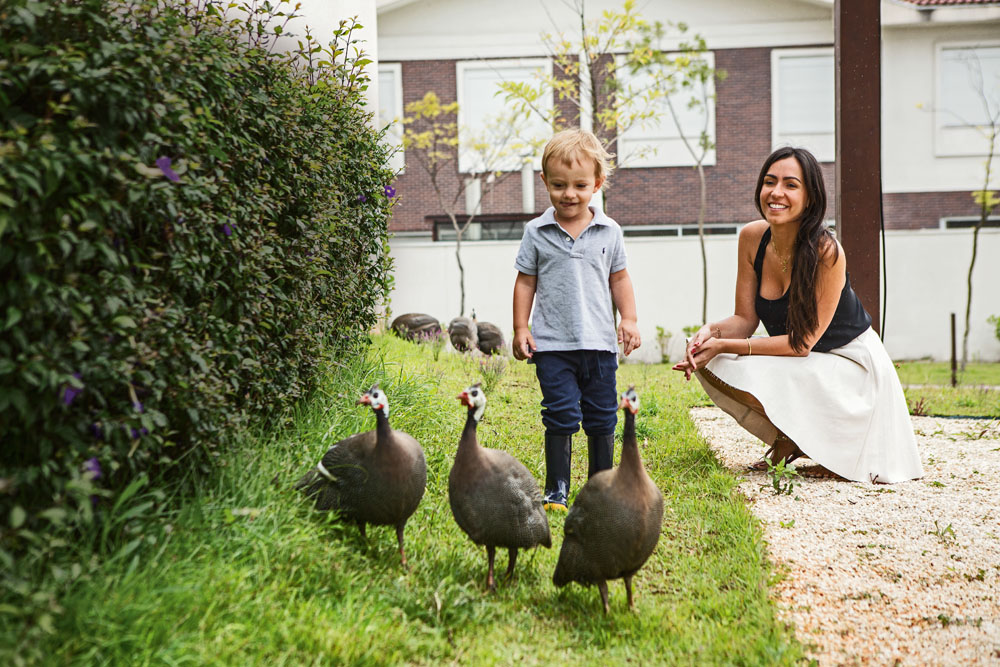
754,147,837,353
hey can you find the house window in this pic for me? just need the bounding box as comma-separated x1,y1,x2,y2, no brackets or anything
616,52,717,168
621,223,738,238
935,43,1000,157
771,48,834,162
455,59,552,174
427,213,536,242
941,216,1000,230
378,63,404,173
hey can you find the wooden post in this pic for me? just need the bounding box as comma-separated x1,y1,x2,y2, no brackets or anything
951,312,957,387
835,0,882,334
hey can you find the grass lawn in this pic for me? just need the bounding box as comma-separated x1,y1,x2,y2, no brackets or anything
30,335,803,665
895,360,1000,418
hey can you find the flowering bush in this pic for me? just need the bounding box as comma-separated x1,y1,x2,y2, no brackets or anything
0,0,395,608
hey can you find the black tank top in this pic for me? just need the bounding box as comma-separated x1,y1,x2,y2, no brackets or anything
754,228,871,353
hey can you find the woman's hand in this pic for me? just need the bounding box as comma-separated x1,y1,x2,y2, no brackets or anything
672,324,712,380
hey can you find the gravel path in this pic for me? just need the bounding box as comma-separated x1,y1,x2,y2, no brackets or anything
690,407,1000,666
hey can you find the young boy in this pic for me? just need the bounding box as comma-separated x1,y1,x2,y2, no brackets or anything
512,129,641,511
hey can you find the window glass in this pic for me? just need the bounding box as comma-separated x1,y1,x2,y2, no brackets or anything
617,52,717,168
456,60,551,174
378,64,404,173
772,49,834,161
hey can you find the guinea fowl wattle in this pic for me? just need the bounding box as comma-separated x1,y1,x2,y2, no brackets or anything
552,385,664,613
294,384,426,567
449,383,551,590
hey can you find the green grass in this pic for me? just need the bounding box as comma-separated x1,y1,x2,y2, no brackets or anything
895,360,1000,417
23,335,803,665
894,360,1000,387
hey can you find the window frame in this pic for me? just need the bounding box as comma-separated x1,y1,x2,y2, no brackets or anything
770,46,835,162
377,62,405,174
455,58,552,175
615,51,717,169
934,41,1000,158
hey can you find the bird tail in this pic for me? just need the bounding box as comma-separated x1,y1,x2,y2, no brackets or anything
294,468,337,510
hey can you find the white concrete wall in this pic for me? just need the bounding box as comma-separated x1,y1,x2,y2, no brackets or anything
387,229,1000,363
377,0,832,60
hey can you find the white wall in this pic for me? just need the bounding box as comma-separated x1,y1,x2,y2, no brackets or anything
377,0,831,60
387,229,1000,363
280,0,380,112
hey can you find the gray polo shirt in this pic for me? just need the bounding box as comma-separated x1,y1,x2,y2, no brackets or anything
514,206,627,353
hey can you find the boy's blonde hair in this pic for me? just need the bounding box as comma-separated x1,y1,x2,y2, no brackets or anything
541,129,614,187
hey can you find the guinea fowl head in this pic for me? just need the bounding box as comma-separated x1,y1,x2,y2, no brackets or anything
618,385,640,415
357,384,389,418
456,383,486,422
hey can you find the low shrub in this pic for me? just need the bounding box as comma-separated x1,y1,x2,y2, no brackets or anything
0,0,395,644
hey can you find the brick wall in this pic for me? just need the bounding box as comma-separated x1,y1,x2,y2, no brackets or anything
882,191,984,230
386,48,956,234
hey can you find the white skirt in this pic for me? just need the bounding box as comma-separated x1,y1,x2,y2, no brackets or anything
696,328,923,484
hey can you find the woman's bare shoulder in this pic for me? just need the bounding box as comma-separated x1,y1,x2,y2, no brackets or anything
818,233,846,269
738,219,768,245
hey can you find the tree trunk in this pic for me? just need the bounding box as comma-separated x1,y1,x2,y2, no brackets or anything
455,231,465,316
961,127,996,372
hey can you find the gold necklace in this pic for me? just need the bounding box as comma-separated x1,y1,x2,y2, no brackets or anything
772,238,794,274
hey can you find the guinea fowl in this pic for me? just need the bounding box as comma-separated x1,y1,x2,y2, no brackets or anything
448,315,478,352
475,321,505,355
552,385,663,613
450,383,551,591
295,384,426,567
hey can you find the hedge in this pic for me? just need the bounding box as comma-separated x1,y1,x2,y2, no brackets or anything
0,0,395,590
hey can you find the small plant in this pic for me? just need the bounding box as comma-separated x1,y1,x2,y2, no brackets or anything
989,315,1000,343
765,459,799,496
908,396,929,416
655,326,673,364
682,324,702,338
928,520,957,544
417,328,447,361
779,519,796,529
477,355,507,394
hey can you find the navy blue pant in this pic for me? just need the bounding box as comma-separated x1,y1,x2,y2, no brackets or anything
533,350,618,436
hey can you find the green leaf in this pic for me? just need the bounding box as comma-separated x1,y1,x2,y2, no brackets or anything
9,505,26,529
4,306,22,330
112,315,137,329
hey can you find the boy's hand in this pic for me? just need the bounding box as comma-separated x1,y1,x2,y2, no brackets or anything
512,328,536,360
617,319,641,356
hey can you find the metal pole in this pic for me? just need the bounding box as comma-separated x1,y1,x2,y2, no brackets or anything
835,0,882,334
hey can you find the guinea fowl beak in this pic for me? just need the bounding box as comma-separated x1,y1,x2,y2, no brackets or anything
357,395,371,406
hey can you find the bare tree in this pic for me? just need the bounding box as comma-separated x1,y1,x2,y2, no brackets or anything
499,0,724,322
401,92,533,316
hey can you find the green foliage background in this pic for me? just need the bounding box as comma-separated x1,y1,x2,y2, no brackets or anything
0,0,395,631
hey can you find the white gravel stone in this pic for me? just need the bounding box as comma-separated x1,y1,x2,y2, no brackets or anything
691,407,1000,666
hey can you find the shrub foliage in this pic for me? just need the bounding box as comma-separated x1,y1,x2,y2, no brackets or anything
0,0,394,590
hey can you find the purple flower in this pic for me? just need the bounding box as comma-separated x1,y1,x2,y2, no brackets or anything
84,457,102,480
221,223,233,237
62,373,83,406
384,185,396,198
133,401,144,413
90,423,104,440
156,156,180,183
357,194,367,203
129,427,148,439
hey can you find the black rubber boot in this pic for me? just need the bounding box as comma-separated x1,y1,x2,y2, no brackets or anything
543,433,572,511
587,432,614,479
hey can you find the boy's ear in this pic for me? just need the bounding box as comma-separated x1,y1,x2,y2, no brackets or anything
593,176,604,192
540,172,548,187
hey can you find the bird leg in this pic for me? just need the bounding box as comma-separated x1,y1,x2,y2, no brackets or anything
597,580,610,614
486,545,497,592
504,548,519,581
396,523,409,570
624,575,634,610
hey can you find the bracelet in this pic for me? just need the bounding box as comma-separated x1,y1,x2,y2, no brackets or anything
746,338,752,356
